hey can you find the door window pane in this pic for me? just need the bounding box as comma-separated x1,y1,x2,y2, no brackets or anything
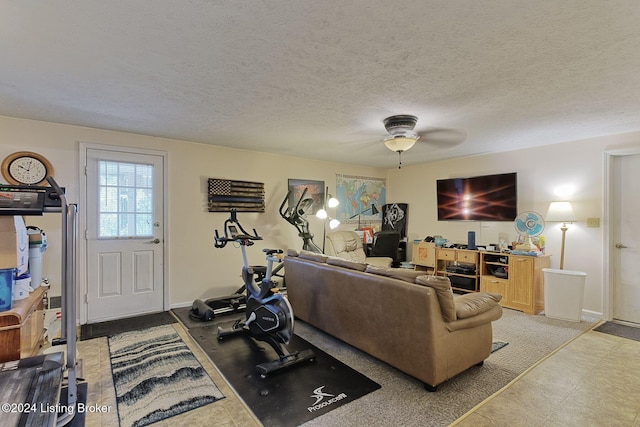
98,160,154,238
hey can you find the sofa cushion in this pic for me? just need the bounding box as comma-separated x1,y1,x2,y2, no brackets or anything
298,250,328,263
326,256,368,271
365,257,394,268
365,265,425,283
415,275,456,322
454,292,503,319
287,249,299,257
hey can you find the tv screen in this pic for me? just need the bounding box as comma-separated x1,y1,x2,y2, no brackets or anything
437,172,517,221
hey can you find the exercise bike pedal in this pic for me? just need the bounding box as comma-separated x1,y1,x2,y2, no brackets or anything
217,319,246,340
256,349,316,378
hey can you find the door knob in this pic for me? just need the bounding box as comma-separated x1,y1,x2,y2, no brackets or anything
146,238,161,244
615,243,628,249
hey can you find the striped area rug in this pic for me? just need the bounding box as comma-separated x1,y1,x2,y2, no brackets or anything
108,324,224,427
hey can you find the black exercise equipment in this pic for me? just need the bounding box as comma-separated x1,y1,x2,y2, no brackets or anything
279,187,322,253
214,209,314,377
0,179,79,426
190,287,246,321
190,254,284,322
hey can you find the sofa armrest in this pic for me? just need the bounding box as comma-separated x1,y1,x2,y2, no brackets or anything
365,256,393,267
455,292,502,319
446,304,503,332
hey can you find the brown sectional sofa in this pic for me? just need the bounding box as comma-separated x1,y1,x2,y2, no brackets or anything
284,250,503,391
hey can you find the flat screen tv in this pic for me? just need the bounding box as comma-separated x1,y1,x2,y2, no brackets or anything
436,172,517,221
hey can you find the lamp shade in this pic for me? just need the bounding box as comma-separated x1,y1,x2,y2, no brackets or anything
546,201,576,223
383,135,419,152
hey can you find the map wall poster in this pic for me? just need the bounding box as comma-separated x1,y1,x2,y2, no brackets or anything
335,174,386,225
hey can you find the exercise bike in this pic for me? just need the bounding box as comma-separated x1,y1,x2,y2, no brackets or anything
190,231,284,322
214,210,315,377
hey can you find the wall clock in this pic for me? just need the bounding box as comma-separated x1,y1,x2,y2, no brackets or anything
1,151,54,185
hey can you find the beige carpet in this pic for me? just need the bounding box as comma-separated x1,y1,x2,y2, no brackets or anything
294,308,598,427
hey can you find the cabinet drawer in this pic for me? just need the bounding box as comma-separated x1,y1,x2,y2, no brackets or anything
457,251,477,264
437,249,456,260
509,256,533,269
480,276,509,297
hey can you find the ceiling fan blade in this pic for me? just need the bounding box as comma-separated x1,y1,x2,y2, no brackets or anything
417,128,467,147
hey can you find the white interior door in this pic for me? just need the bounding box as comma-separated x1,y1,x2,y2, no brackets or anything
612,154,640,325
85,148,165,322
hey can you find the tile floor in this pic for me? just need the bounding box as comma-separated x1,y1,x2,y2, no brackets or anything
74,322,640,427
454,328,640,427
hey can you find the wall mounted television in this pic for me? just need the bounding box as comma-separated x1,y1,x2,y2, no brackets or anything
436,172,517,221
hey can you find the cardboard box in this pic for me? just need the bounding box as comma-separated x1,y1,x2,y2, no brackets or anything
0,216,29,275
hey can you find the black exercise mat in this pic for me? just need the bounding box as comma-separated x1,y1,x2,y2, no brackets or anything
594,321,640,342
80,311,177,340
189,320,381,427
171,305,216,330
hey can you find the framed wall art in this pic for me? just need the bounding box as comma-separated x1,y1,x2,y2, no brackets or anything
287,179,324,214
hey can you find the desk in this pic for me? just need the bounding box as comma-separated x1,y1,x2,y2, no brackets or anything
0,286,47,362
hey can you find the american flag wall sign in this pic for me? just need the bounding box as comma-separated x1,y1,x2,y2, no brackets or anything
208,178,265,212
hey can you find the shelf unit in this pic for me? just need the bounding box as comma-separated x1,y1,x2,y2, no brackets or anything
0,285,47,362
411,241,436,272
435,248,479,293
479,252,550,314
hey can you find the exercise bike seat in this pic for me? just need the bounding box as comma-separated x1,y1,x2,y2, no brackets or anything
248,265,268,281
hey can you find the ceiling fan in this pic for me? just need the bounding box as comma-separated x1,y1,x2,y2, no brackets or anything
381,114,466,168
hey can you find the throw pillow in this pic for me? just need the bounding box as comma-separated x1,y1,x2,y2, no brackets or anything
365,265,425,283
454,292,503,319
326,256,368,272
415,275,456,322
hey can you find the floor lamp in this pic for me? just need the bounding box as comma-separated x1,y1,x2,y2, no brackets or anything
316,187,340,252
546,201,576,269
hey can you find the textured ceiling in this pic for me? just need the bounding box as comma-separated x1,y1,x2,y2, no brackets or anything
1,1,640,168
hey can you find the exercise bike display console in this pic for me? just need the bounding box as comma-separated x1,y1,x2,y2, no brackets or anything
213,209,315,377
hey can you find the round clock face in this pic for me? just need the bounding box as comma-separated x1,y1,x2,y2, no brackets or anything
1,152,54,185
9,157,48,184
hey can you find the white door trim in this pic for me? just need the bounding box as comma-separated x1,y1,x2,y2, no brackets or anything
78,142,169,324
603,146,640,321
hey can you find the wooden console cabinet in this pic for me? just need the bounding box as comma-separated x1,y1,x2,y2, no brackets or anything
0,285,47,362
435,248,479,292
480,253,550,314
411,241,436,271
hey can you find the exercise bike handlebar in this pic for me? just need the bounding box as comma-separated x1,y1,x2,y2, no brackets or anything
214,209,263,248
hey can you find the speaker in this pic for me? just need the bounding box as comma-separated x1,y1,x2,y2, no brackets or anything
468,231,476,250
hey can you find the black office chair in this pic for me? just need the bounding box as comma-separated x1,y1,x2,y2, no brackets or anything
370,231,402,266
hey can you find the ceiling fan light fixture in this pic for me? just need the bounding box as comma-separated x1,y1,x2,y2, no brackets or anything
383,134,419,152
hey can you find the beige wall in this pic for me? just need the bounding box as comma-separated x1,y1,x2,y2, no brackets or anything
0,116,385,309
388,131,640,315
3,114,640,318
